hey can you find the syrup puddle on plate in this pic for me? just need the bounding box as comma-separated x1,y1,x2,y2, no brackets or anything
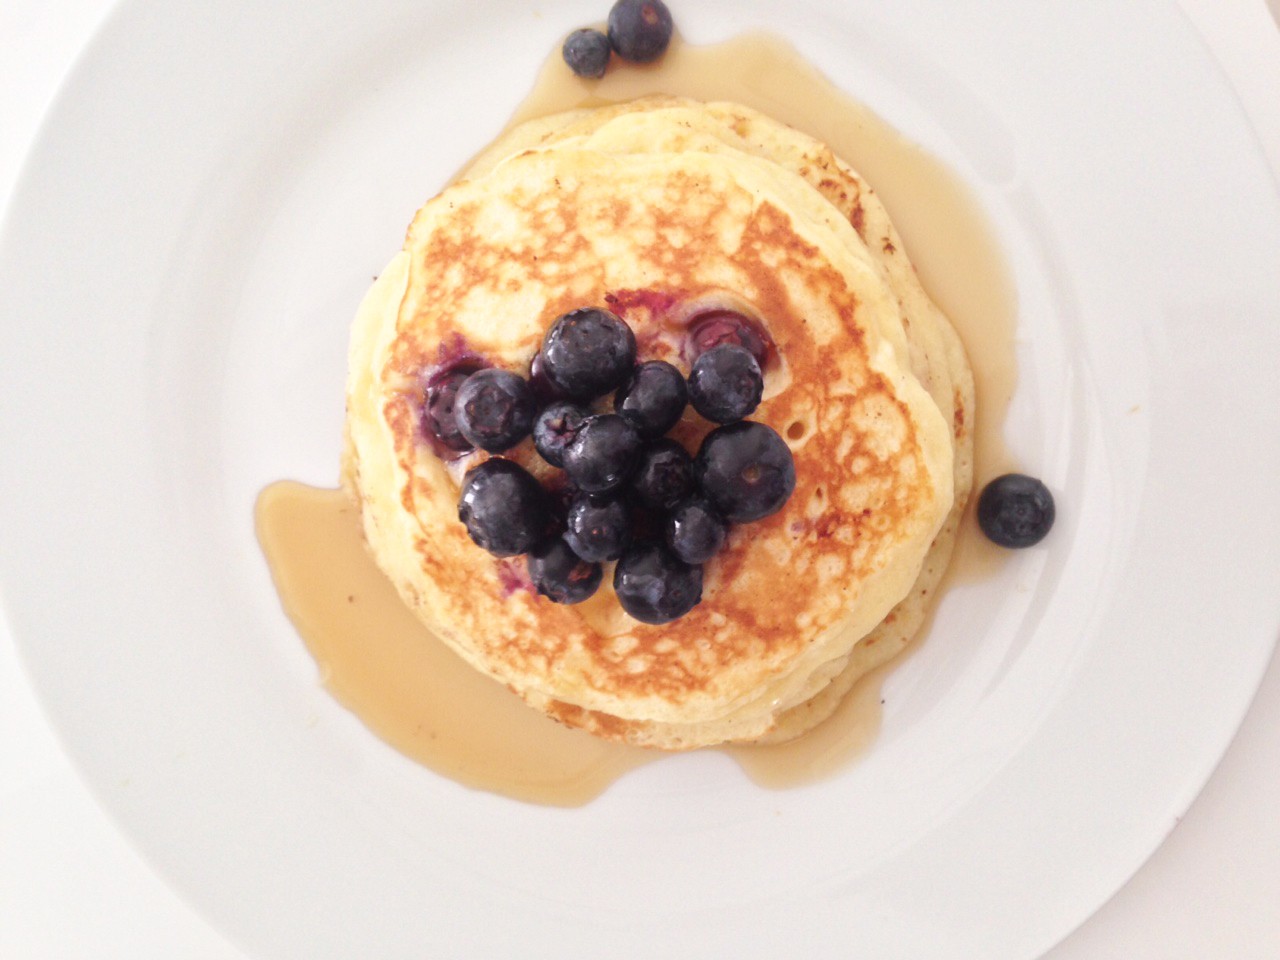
256,31,1017,806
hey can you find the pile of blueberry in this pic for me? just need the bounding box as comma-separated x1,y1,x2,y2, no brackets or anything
433,306,795,625
562,0,675,80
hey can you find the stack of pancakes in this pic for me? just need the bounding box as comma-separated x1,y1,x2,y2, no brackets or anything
342,97,974,750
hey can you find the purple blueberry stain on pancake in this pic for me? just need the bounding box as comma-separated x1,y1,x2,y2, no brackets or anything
496,558,536,598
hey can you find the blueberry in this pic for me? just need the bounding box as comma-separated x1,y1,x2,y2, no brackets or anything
457,458,550,557
689,310,770,368
542,476,578,538
562,414,642,494
421,367,476,455
695,421,795,522
614,542,702,624
607,0,674,64
630,438,694,512
614,360,687,438
528,351,567,404
562,28,612,79
453,369,536,452
533,400,590,467
565,493,631,562
977,473,1055,548
541,307,637,400
666,496,727,564
527,537,603,604
624,500,665,544
688,343,763,424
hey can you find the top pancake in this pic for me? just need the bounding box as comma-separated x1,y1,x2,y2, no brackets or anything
343,97,967,748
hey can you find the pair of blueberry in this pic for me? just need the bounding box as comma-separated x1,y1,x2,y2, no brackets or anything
562,0,674,80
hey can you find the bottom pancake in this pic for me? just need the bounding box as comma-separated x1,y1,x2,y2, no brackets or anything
457,98,976,749
343,97,975,750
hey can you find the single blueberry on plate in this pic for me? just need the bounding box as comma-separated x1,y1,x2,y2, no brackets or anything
614,542,702,624
695,420,795,522
614,360,688,438
565,493,631,562
562,28,612,79
457,458,549,557
533,400,590,467
666,496,728,565
630,438,694,512
607,0,674,63
562,413,643,494
454,368,536,452
527,537,603,604
688,343,763,424
541,307,637,400
977,473,1055,547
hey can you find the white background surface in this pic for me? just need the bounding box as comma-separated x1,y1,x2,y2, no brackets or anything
2,2,1277,958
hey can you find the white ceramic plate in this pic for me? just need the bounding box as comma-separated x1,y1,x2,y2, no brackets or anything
2,1,1278,957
